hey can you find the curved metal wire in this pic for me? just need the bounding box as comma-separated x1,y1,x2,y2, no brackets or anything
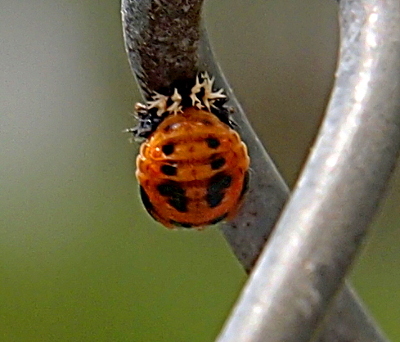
217,0,400,340
121,0,397,341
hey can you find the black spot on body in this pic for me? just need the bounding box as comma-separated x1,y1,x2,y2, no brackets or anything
206,192,224,208
168,197,188,213
206,172,232,208
207,213,228,225
206,137,220,149
208,173,232,193
162,144,174,155
157,181,188,213
210,157,226,170
161,164,177,176
157,181,184,197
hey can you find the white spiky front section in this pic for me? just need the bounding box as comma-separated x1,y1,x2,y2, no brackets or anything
146,92,169,116
166,88,183,114
142,73,226,116
190,72,226,111
190,75,205,109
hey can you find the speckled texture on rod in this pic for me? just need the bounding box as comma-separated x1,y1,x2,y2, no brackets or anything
121,0,203,97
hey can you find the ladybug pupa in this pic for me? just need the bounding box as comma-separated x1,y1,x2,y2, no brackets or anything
128,73,250,229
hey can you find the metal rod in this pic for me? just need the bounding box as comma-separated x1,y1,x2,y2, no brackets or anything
314,284,388,342
121,0,203,97
217,0,400,341
121,0,395,340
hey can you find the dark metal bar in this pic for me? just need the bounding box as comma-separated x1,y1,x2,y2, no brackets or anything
121,0,203,97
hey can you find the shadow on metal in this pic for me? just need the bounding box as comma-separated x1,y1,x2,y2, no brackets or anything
121,0,399,341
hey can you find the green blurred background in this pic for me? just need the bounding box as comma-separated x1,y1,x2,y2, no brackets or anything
0,0,398,341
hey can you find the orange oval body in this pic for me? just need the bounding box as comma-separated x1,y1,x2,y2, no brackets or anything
136,107,250,228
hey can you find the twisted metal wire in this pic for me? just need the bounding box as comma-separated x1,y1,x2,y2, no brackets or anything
122,0,399,340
